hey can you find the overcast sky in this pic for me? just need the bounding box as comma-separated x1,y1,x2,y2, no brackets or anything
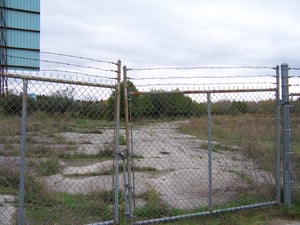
41,0,300,68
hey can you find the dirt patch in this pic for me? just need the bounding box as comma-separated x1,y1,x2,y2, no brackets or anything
42,121,275,209
129,121,269,209
0,195,17,225
269,219,300,225
60,128,116,155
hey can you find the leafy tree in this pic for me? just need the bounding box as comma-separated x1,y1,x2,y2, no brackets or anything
107,80,139,120
1,94,22,115
141,90,199,119
228,101,248,115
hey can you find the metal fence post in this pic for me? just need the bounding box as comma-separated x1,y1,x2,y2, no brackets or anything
275,65,281,205
18,79,28,225
123,66,134,220
281,63,292,207
114,60,122,224
207,92,212,211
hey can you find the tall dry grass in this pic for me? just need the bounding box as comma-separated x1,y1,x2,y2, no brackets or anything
180,114,279,200
180,114,276,170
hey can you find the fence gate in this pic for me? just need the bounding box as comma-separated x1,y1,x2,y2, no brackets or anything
0,60,121,225
121,65,280,224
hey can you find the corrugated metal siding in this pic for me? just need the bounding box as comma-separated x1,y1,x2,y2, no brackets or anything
7,49,39,69
6,30,39,49
5,0,40,12
6,10,40,30
2,0,40,70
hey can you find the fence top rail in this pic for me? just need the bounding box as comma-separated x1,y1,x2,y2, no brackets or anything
130,88,277,96
0,73,117,89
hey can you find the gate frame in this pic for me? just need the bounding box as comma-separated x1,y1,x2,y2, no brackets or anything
1,59,121,225
122,66,281,225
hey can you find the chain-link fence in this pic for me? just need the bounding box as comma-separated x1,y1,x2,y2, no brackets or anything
290,67,300,206
0,62,298,225
122,66,280,224
0,66,121,225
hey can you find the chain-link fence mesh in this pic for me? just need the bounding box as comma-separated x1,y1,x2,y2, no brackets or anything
1,63,297,224
123,67,279,223
290,68,300,205
0,73,119,225
209,91,277,206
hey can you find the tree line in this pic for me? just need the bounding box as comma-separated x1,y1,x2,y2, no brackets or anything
1,81,298,120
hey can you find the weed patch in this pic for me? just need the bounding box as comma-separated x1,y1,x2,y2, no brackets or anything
36,159,62,176
135,188,177,220
0,163,117,224
180,115,276,170
58,148,114,161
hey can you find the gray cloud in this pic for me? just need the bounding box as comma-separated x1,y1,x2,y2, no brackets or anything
41,0,300,68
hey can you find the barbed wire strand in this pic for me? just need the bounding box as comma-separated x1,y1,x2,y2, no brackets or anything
128,66,275,71
41,51,118,65
290,74,300,78
290,67,300,70
132,82,276,87
40,69,117,80
5,54,117,73
128,74,276,80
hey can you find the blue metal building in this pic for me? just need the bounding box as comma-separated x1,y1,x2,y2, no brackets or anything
0,0,40,70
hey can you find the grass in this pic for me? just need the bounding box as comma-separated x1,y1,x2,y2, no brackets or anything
0,111,116,159
0,112,120,223
35,158,62,176
158,204,300,225
131,186,277,225
0,162,297,225
179,114,277,171
179,114,275,145
160,206,280,225
119,134,126,145
0,111,111,137
25,191,116,224
57,147,114,160
0,165,117,224
134,188,178,220
1,111,299,224
0,115,21,136
65,165,156,177
0,167,19,195
139,113,299,225
200,143,238,152
130,189,300,225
